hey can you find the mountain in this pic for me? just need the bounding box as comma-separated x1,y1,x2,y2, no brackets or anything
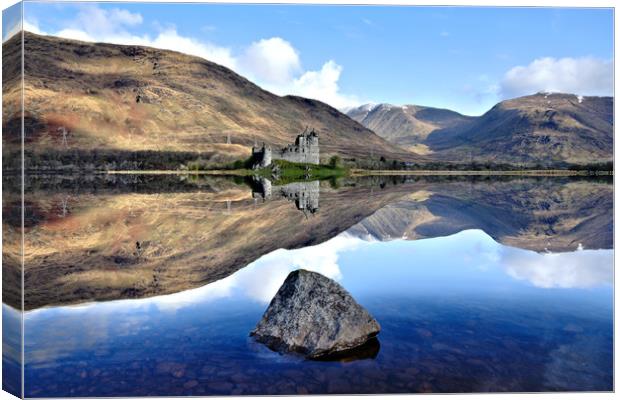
348,94,613,166
425,93,613,165
2,32,416,169
347,103,473,154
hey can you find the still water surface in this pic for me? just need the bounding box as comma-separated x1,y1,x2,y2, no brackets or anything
5,175,615,395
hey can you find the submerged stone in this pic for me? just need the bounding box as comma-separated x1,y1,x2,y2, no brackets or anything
250,269,380,359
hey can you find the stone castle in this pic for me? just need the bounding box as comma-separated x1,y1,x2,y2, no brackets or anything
252,128,319,168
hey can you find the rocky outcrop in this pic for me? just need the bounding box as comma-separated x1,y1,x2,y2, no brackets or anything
250,269,380,359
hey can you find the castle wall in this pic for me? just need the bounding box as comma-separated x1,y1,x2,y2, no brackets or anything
262,147,272,167
252,132,319,167
272,134,319,165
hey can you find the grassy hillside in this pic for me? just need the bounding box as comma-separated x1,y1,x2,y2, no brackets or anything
348,94,613,167
3,32,418,170
425,93,613,166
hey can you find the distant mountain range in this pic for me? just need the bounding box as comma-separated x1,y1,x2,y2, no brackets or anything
346,103,473,155
348,93,613,166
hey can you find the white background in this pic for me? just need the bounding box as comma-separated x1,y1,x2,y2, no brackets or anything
0,1,616,399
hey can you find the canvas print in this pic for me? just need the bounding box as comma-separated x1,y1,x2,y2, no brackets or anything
1,1,614,397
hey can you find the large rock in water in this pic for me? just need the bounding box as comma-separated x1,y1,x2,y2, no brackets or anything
250,269,380,359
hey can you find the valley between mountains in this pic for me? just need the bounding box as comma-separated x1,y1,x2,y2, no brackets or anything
347,93,613,166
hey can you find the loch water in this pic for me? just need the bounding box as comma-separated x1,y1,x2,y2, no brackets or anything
3,174,613,395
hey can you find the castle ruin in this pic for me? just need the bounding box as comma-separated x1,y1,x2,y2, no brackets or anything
252,128,319,168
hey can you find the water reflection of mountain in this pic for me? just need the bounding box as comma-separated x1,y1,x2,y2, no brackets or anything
4,174,411,310
2,174,612,310
347,177,612,252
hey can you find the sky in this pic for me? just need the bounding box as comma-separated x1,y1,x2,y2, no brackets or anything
3,2,614,115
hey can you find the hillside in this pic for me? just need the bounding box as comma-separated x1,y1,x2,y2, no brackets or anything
349,94,613,166
425,93,613,165
2,32,416,170
347,103,473,154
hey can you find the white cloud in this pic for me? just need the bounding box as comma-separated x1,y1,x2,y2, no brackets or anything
107,8,143,26
22,4,364,109
294,61,345,101
54,28,95,42
237,40,363,108
150,28,237,70
262,60,362,109
66,5,143,38
2,19,21,42
240,37,301,85
23,19,42,35
500,246,613,289
459,56,612,114
233,233,362,303
500,56,613,98
25,5,236,70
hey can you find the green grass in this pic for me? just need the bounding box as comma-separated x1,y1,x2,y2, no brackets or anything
187,157,347,184
261,159,347,185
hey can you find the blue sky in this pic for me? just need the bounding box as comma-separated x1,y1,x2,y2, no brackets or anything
5,2,615,115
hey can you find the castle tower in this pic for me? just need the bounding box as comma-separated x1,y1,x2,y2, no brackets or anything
307,130,319,164
252,142,272,168
261,143,272,167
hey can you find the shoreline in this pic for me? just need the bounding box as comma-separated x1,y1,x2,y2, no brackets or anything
348,169,612,177
105,169,252,176
104,169,612,177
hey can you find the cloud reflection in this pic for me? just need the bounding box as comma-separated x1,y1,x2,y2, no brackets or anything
217,233,363,304
24,234,364,317
500,245,613,289
150,232,363,310
25,229,613,318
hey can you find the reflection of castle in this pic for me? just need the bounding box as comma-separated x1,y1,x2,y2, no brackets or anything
252,129,319,168
252,178,320,214
252,177,272,199
280,181,320,214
